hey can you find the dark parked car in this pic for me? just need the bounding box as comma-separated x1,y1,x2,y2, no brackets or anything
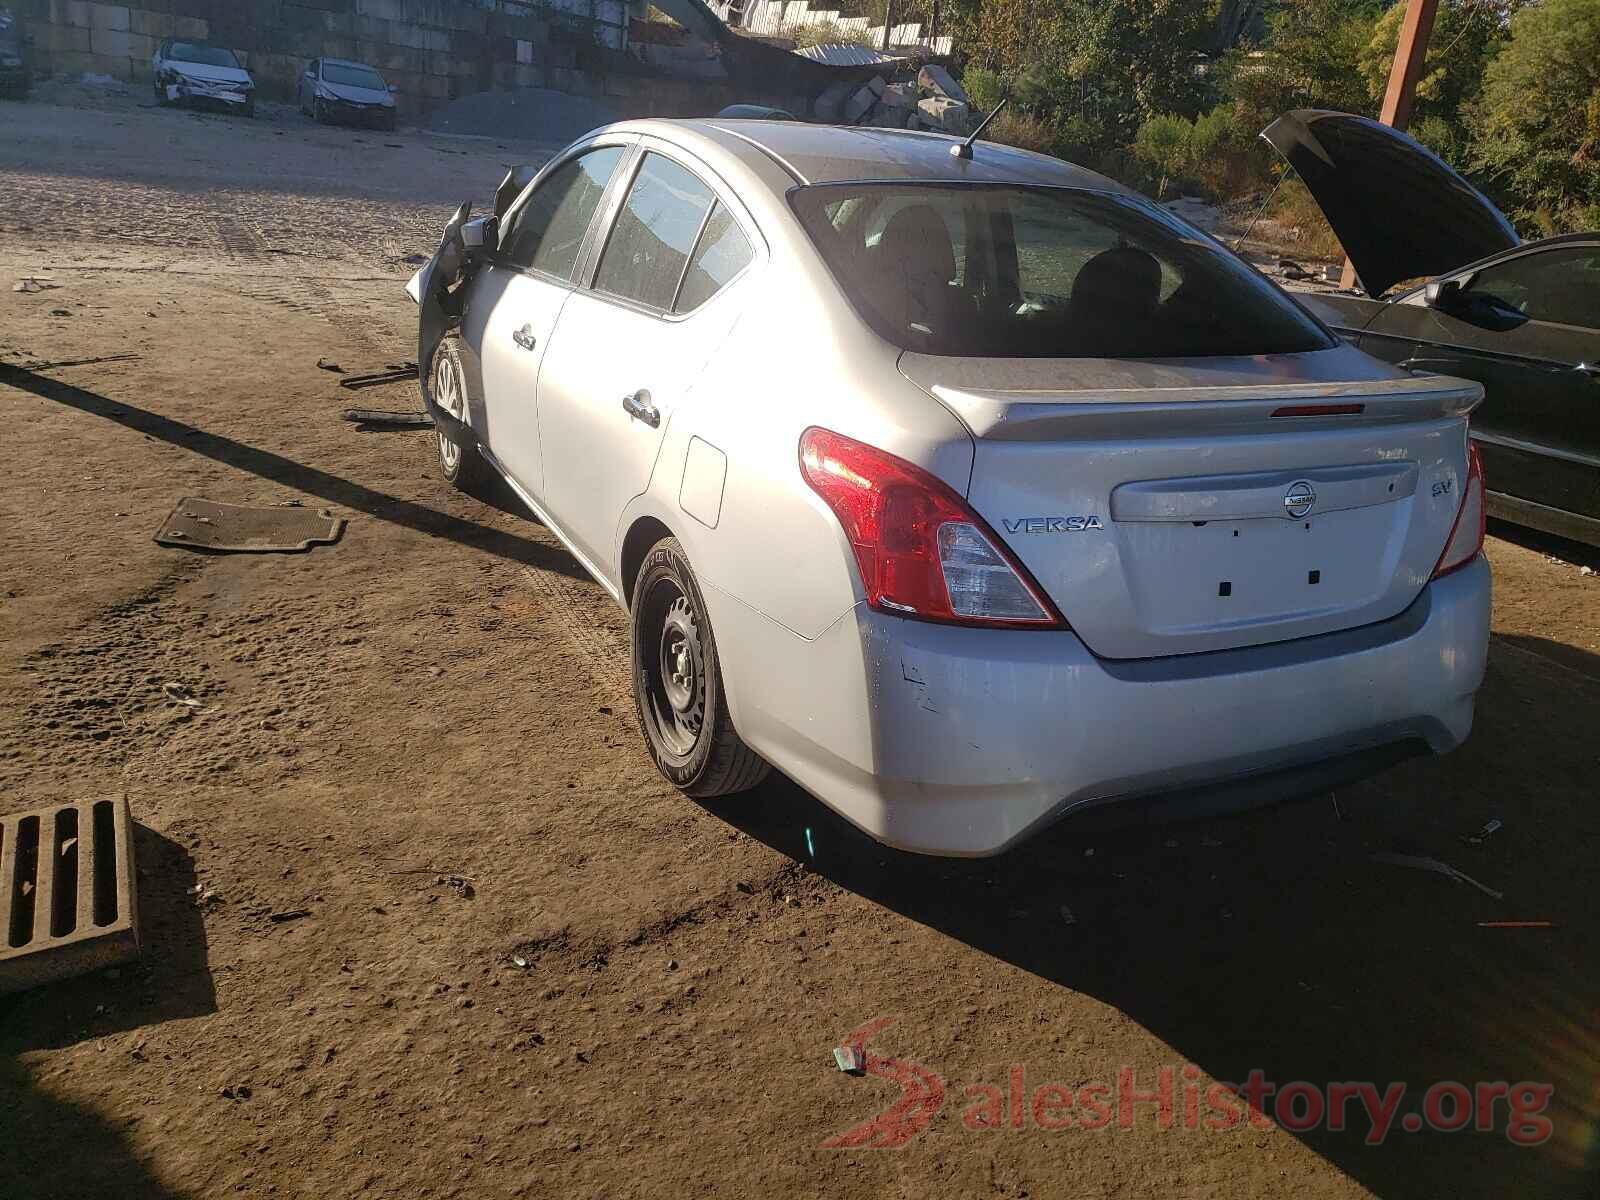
1266,110,1600,547
0,7,31,99
298,57,397,130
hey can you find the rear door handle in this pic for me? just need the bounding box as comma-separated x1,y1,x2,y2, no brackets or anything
511,324,537,351
621,389,659,428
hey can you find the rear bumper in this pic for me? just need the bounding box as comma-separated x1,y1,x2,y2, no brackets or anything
714,554,1490,856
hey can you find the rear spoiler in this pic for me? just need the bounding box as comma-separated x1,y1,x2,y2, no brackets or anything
933,374,1483,441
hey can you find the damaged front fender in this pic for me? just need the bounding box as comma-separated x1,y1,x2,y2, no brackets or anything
411,201,477,452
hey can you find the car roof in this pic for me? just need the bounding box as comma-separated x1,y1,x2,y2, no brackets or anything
605,118,1137,194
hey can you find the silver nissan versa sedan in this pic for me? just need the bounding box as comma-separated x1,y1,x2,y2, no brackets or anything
408,120,1491,856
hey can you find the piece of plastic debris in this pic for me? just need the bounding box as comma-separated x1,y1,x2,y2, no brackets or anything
316,358,344,373
1463,819,1503,845
1371,851,1504,900
269,909,310,923
13,277,59,293
438,874,474,899
1581,566,1595,577
1059,904,1077,926
162,681,200,707
1477,920,1554,928
511,955,530,969
833,1044,865,1072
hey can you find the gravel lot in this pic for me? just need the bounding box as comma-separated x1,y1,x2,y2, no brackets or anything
2,89,1599,1200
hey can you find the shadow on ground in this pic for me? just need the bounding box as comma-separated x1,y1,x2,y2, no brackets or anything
0,825,214,1198
0,366,578,580
706,632,1600,1199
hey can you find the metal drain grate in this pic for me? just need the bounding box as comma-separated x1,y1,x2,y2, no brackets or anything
0,796,140,994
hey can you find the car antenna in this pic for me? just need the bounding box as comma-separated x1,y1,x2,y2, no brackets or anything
950,97,1008,160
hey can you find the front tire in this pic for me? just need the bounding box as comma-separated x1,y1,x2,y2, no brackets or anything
431,341,489,494
631,538,770,798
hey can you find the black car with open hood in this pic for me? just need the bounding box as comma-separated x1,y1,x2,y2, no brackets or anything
1261,109,1519,299
1264,111,1600,548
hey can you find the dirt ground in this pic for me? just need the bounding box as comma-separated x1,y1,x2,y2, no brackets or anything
3,91,1599,1200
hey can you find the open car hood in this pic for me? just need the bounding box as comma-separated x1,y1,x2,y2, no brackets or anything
1260,110,1519,297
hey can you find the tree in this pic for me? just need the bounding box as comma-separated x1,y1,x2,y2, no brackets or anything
1470,0,1600,230
1358,0,1516,129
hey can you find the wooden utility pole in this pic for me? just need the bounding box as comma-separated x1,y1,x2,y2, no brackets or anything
1340,0,1438,290
881,0,894,50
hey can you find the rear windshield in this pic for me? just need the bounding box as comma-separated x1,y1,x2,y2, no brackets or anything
323,62,386,89
790,183,1334,358
168,42,240,68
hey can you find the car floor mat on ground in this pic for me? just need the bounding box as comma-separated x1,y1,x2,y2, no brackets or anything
154,498,345,553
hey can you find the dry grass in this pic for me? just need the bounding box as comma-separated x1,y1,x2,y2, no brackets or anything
978,110,1059,156
1267,177,1344,260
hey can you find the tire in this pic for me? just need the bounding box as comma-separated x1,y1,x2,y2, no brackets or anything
313,98,327,124
430,340,490,494
242,96,256,119
630,537,770,798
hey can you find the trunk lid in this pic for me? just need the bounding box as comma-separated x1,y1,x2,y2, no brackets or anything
1260,110,1519,298
902,346,1482,659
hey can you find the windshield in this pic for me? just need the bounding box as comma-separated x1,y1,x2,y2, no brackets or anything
323,61,386,90
790,183,1334,359
168,42,240,68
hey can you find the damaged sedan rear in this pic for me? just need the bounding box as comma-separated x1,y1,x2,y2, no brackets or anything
406,121,1492,856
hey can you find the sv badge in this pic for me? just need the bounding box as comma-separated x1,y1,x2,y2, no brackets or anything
1003,516,1104,533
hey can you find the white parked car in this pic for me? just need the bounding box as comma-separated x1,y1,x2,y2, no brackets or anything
151,39,254,116
409,121,1491,856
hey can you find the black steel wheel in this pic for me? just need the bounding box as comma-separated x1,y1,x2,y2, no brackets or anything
630,538,769,798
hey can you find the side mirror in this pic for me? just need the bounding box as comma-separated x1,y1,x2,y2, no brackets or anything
1423,279,1462,312
461,214,498,256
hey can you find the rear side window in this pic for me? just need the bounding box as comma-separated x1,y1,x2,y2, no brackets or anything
790,183,1333,358
499,146,626,282
675,203,754,313
594,153,716,311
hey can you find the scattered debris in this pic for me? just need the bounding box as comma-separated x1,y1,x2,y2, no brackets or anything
833,1044,865,1072
220,1084,252,1100
268,909,310,923
1277,258,1315,280
666,959,679,971
437,874,474,899
155,498,345,553
12,277,59,293
1462,818,1503,845
341,408,432,428
190,885,221,908
161,681,201,707
338,364,419,391
1371,851,1504,900
316,358,343,373
511,955,530,969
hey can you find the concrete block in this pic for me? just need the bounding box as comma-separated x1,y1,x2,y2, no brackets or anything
418,72,448,99
356,0,403,21
48,0,95,28
88,26,132,57
812,76,852,122
0,798,140,997
880,81,916,109
174,15,208,39
513,62,544,89
87,3,130,32
38,23,93,53
843,82,876,123
917,63,968,105
129,9,174,38
917,94,971,133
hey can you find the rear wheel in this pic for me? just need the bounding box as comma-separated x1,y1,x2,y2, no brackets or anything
630,538,769,798
431,341,489,494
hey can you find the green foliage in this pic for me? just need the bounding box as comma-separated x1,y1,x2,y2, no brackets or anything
953,0,1596,228
1469,0,1600,232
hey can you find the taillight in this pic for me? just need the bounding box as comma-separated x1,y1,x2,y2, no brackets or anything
798,427,1065,628
1431,441,1486,580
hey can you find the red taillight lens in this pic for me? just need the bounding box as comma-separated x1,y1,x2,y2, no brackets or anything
1432,441,1486,580
798,427,1065,628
